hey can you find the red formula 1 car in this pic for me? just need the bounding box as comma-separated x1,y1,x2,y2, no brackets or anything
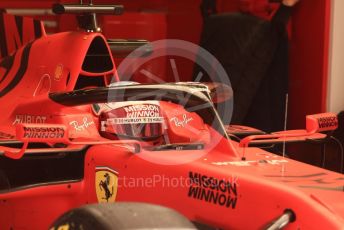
0,2,343,230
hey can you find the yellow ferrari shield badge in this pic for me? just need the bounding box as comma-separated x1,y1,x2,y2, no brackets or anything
95,167,118,203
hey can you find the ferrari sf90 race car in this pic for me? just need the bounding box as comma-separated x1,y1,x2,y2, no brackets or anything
0,2,343,230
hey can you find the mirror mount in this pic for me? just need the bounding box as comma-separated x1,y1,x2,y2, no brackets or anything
52,2,124,32
238,113,338,159
1,123,141,160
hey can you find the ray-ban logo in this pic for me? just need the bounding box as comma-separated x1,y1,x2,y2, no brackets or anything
170,114,193,127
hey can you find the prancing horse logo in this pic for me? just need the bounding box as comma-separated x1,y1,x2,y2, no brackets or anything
99,173,113,202
95,167,118,203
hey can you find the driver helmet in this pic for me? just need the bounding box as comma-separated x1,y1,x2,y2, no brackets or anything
94,101,165,141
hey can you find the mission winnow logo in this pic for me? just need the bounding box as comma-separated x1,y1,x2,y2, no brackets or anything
188,171,238,209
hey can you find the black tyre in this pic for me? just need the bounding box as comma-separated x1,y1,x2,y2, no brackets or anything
51,202,196,230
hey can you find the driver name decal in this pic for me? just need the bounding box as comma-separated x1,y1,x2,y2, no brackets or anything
188,171,238,209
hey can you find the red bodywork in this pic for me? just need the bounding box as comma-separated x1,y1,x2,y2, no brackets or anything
0,11,343,230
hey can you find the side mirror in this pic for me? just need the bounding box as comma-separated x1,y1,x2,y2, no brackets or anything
16,124,69,143
2,124,68,160
306,113,338,133
239,113,339,149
